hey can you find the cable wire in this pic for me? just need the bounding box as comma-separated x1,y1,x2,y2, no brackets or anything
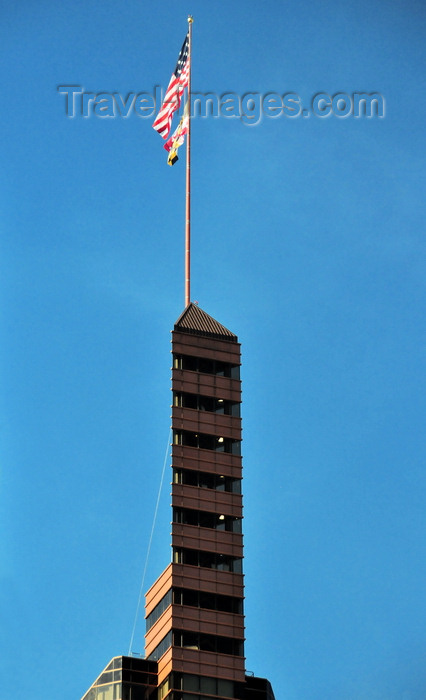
128,426,171,655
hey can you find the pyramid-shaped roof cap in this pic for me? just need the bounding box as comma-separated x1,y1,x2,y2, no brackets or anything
174,303,237,342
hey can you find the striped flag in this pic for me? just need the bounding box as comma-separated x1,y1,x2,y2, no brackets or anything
153,33,190,140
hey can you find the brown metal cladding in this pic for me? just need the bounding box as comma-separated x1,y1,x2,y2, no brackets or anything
172,337,241,365
166,647,245,683
169,563,244,598
171,524,243,558
172,484,242,518
171,445,242,478
156,649,173,687
172,369,241,403
156,647,246,686
172,406,242,440
145,564,173,615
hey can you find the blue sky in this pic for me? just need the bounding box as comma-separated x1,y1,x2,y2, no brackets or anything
1,1,426,699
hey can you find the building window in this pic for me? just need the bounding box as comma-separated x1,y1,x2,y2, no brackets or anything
174,392,240,417
173,548,242,573
173,354,240,380
158,675,171,700
179,674,235,697
173,507,242,533
173,587,243,614
173,631,243,657
147,631,172,661
145,589,172,632
173,469,241,494
173,431,241,456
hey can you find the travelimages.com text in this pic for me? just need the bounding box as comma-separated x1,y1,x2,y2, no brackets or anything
58,85,385,123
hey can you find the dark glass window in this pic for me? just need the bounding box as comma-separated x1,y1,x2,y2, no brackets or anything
173,468,241,494
146,589,172,631
174,392,240,417
173,631,243,657
147,630,172,661
173,431,241,455
173,507,242,533
173,587,243,615
97,672,114,684
173,547,243,573
173,354,240,379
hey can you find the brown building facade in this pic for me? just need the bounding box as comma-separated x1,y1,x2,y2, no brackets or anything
81,305,275,700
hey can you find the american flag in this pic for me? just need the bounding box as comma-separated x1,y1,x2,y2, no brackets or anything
153,33,190,139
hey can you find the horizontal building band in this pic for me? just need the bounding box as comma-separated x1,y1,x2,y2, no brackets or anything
172,333,241,365
172,372,242,403
172,527,243,560
157,646,246,686
172,489,242,520
171,375,241,397
172,407,242,440
172,489,242,519
172,445,242,479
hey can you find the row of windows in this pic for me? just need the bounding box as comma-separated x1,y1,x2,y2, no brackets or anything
180,674,234,697
173,392,240,417
173,507,242,533
83,683,159,700
173,468,241,494
82,683,121,700
173,548,243,573
165,695,231,700
146,587,243,631
173,355,240,379
148,629,243,662
173,431,241,455
122,687,155,700
146,590,172,631
173,631,243,656
173,588,243,615
159,673,235,699
147,630,172,661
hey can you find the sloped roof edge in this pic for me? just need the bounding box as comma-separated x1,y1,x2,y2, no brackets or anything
174,303,238,342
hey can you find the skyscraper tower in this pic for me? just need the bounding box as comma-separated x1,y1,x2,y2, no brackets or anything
81,304,275,700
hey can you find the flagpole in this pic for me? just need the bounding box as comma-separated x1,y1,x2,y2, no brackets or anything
185,16,193,308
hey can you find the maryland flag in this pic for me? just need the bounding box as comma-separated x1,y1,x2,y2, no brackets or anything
164,105,189,166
